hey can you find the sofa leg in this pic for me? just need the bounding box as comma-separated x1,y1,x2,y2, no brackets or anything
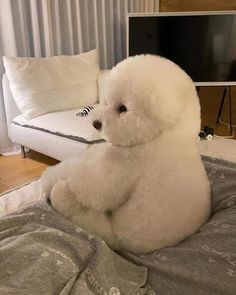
21,145,26,158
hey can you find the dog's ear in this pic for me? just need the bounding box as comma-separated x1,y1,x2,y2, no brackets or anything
150,82,196,125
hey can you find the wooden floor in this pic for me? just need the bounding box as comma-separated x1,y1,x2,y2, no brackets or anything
0,85,235,195
0,151,58,194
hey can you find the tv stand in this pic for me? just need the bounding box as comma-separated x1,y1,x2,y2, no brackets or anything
216,86,233,136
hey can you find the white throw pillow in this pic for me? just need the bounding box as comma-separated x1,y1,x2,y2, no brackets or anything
3,49,99,119
98,70,110,105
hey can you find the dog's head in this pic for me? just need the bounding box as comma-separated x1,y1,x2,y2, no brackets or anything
93,55,199,146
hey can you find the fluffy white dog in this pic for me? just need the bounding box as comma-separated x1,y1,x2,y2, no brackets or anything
41,55,211,253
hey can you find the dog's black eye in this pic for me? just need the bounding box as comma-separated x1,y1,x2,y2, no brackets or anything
117,105,127,113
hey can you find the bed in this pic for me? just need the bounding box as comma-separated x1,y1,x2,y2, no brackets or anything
0,138,236,294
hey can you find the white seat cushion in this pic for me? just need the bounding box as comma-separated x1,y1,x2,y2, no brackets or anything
12,104,103,144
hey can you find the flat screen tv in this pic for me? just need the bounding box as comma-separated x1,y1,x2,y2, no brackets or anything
128,11,236,86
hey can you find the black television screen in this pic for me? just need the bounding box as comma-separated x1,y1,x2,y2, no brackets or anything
128,12,236,84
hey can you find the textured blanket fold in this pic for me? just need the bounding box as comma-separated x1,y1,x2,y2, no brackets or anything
0,201,150,295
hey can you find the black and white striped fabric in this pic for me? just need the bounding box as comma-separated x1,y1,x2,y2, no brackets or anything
76,105,94,117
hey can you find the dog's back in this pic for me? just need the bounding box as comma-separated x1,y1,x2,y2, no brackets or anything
111,133,210,253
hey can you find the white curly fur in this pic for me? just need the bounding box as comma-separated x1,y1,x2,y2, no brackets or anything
40,55,211,253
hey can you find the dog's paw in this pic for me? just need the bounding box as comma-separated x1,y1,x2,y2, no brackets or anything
40,166,57,199
50,180,83,218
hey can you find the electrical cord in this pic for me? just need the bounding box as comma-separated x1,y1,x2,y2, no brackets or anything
218,117,236,128
214,132,234,139
214,117,235,138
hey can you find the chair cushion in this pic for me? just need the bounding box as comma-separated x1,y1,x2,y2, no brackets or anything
12,104,103,144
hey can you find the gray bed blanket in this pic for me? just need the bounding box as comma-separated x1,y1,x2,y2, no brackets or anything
0,156,236,295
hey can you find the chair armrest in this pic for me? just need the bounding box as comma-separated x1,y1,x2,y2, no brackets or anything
2,73,21,136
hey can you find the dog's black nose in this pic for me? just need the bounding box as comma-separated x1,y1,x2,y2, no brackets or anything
92,120,102,130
